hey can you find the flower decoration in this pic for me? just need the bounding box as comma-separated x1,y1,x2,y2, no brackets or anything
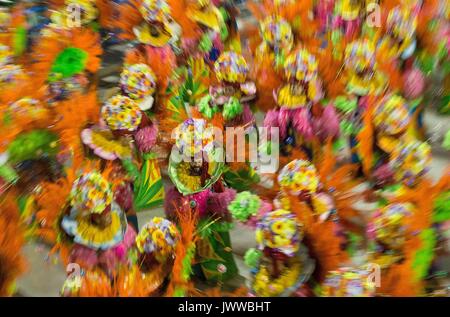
0,44,12,67
260,15,293,53
389,139,431,186
214,51,249,84
276,80,323,109
120,63,157,100
368,203,414,250
134,124,158,154
0,64,26,87
81,127,133,160
253,260,302,297
244,248,262,268
255,209,302,256
228,191,261,222
135,217,179,263
373,94,410,136
344,39,386,96
133,0,174,47
187,0,224,32
8,97,50,124
277,159,320,194
174,118,215,159
338,0,363,21
67,0,99,24
311,192,336,222
344,39,376,73
283,49,319,82
101,95,142,132
69,171,113,214
31,28,102,87
139,0,171,23
51,0,99,27
322,267,375,297
386,6,417,55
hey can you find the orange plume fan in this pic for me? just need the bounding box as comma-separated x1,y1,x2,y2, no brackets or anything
30,28,102,88
51,91,100,169
356,96,375,177
34,169,75,245
168,0,202,41
0,193,27,296
289,195,348,282
165,206,198,297
124,45,177,95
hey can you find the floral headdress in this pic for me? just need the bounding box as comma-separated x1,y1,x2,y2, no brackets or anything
322,267,375,297
276,49,323,109
62,170,128,250
120,63,157,101
101,95,143,132
344,39,386,96
373,94,410,137
133,0,175,47
368,203,414,250
186,0,224,33
386,6,418,57
277,159,320,194
168,118,224,195
135,217,179,263
255,209,303,257
214,51,249,84
50,0,99,28
69,171,113,214
260,15,293,53
389,139,431,186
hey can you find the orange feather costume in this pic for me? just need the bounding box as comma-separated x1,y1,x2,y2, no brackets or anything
0,193,27,296
30,27,102,89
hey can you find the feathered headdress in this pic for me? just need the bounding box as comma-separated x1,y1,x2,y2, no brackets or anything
31,27,102,88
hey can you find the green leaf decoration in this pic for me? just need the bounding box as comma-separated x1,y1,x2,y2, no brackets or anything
0,164,18,184
50,47,88,79
223,97,243,120
199,33,213,53
244,248,262,269
228,191,261,222
433,191,450,223
437,95,449,114
133,158,164,211
220,23,229,41
13,26,26,56
335,96,357,114
412,228,437,281
346,232,362,257
198,95,219,119
7,130,59,164
223,164,260,191
442,131,450,151
121,159,140,180
340,119,355,136
333,137,346,152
